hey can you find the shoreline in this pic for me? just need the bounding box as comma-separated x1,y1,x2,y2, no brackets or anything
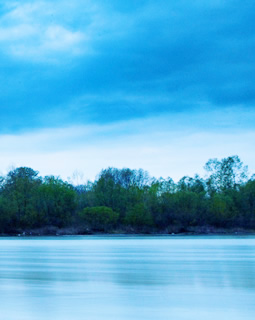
1,226,255,237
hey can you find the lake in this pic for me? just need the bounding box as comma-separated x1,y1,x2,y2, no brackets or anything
0,235,255,320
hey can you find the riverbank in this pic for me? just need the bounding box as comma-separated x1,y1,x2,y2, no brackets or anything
1,225,255,237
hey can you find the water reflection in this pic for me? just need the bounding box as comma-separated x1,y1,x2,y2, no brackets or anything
0,236,255,320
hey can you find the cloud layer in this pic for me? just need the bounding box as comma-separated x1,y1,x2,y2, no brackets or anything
0,1,254,179
0,109,254,182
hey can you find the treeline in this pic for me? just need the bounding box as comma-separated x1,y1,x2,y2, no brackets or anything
0,155,254,234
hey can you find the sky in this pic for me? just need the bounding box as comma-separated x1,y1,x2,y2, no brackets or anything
0,0,254,183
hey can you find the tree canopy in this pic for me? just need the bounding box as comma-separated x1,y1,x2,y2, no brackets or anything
0,156,254,234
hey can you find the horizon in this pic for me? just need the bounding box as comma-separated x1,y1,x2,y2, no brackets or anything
1,154,253,186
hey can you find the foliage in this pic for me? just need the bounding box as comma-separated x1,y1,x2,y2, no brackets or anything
0,156,254,234
125,203,154,228
79,206,119,231
2,167,42,228
204,155,248,193
36,176,77,227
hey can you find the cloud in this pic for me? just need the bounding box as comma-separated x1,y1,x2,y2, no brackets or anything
0,0,146,62
0,109,254,181
0,24,36,41
43,26,84,51
0,1,88,61
1,129,254,183
0,0,254,135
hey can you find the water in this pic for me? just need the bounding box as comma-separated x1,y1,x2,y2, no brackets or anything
0,235,255,320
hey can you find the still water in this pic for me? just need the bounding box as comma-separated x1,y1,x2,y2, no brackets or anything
0,236,255,320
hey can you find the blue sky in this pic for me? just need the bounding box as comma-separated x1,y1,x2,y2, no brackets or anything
0,0,254,182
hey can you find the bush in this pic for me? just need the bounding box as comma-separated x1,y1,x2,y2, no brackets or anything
79,206,119,231
124,203,154,228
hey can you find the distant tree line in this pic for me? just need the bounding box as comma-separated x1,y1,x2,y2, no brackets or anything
0,155,254,234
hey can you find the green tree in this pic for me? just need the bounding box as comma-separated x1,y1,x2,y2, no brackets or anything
2,167,42,227
0,196,14,233
79,206,119,231
93,168,151,221
237,178,255,227
204,155,248,194
208,193,237,227
178,175,205,193
125,203,154,228
37,176,77,227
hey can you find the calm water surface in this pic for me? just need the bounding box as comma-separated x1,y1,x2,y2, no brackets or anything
0,236,255,320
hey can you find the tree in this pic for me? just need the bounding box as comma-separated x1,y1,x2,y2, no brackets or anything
177,175,205,193
237,178,255,227
79,206,119,231
93,167,151,221
124,203,154,228
97,168,151,189
37,176,77,227
204,155,248,194
2,167,42,227
208,193,237,227
151,177,176,196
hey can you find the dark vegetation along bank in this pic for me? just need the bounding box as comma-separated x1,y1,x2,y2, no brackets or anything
0,155,255,236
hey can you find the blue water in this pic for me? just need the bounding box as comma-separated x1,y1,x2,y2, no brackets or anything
0,236,255,320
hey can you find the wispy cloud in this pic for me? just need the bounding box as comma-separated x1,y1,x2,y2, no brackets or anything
0,0,146,62
0,1,89,61
0,109,254,181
